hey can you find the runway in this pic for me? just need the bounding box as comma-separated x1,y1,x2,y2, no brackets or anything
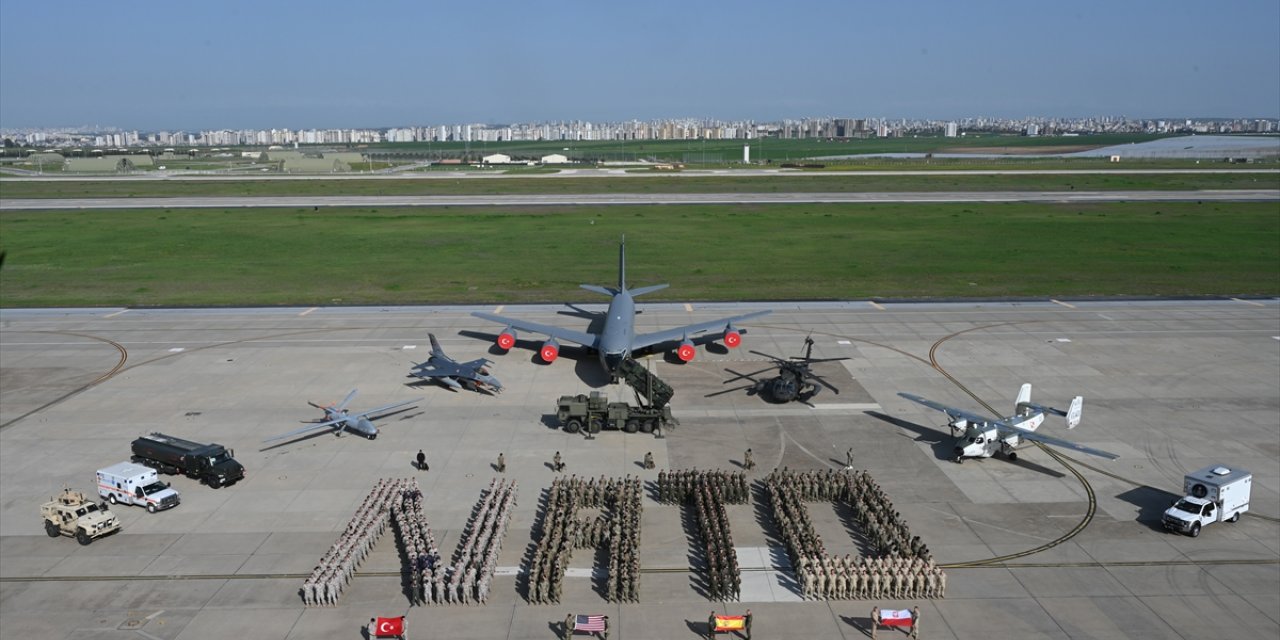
3,189,1278,210
1,300,1277,639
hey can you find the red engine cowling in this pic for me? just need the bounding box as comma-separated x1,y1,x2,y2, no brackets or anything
496,327,517,350
539,339,560,363
723,325,742,349
676,339,696,362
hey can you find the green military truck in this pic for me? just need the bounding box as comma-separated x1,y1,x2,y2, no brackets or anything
555,358,677,435
555,391,676,434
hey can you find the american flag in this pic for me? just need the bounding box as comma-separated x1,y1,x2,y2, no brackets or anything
575,615,606,632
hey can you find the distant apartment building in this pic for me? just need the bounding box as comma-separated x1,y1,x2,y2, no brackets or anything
944,122,959,137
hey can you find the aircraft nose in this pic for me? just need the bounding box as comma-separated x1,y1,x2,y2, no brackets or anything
603,352,626,372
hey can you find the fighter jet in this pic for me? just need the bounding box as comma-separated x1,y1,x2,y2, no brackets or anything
263,390,420,442
408,334,503,394
472,238,770,378
898,384,1119,463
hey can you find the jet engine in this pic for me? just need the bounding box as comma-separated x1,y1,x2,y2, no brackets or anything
676,339,696,362
723,324,742,349
496,327,517,350
539,339,560,363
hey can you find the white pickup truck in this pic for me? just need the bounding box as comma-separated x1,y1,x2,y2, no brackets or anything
1162,464,1251,537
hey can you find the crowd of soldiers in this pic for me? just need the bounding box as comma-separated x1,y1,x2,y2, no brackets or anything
656,470,749,601
764,468,945,601
302,478,406,607
527,475,644,604
803,554,945,600
691,474,741,601
656,469,749,505
605,476,643,603
393,479,442,605
420,477,517,606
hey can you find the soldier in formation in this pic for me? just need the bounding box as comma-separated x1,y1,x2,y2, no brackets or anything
423,477,517,606
302,478,404,607
764,468,945,601
656,469,749,505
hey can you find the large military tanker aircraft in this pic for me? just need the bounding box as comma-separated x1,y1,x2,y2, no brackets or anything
473,238,770,379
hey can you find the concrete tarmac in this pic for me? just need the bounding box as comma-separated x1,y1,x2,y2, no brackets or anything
1,300,1277,639
2,189,1279,210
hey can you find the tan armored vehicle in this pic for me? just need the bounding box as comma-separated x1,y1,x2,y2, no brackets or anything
41,488,121,545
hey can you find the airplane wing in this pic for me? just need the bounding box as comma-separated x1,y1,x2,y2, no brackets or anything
1000,424,1120,460
412,360,463,379
351,398,421,419
471,312,597,348
897,392,994,425
632,310,772,351
263,418,344,443
458,358,492,372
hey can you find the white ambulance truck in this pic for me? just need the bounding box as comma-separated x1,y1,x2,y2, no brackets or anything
96,462,181,513
1162,464,1251,537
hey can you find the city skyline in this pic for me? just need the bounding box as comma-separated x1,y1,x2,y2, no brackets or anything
2,0,1278,130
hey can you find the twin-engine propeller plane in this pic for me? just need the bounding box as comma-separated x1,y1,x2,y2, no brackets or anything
898,384,1119,463
409,334,503,394
472,238,771,380
263,390,420,443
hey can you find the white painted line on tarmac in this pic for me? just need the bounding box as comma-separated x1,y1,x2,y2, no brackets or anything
144,610,166,620
1232,298,1265,307
103,309,129,318
684,303,694,312
1051,299,1076,309
299,307,318,316
867,301,885,311
168,347,185,353
493,566,524,576
402,345,416,350
837,340,852,345
811,403,881,411
493,305,504,314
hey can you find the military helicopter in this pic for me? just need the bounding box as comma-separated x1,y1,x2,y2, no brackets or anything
711,337,849,404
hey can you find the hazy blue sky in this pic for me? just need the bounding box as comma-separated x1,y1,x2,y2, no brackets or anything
2,0,1277,130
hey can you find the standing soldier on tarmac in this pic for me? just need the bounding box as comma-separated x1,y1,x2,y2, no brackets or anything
743,448,755,471
553,451,564,472
564,613,575,640
416,449,427,471
846,447,855,469
496,452,506,473
911,605,921,639
644,452,654,470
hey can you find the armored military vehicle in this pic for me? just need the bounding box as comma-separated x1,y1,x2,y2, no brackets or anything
40,488,121,545
555,358,677,434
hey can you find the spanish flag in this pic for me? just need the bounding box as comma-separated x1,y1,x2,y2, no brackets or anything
714,615,746,632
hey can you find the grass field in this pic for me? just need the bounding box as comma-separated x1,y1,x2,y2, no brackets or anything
1,202,1276,307
1,171,1275,199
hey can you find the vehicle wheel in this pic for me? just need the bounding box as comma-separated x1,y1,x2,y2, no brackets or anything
640,420,654,434
107,493,117,505
1190,522,1201,538
589,418,603,434
565,419,582,434
45,520,60,538
147,503,157,514
76,529,92,546
1007,451,1018,462
624,419,639,434
1229,512,1240,523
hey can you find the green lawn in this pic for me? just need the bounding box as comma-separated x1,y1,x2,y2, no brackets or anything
1,202,1276,307
1,171,1275,199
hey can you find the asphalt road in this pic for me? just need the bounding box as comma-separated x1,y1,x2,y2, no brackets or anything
1,300,1276,640
2,189,1278,210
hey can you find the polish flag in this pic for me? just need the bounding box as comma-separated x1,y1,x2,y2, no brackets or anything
881,609,913,627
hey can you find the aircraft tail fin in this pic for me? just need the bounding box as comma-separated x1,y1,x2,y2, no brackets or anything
1066,396,1083,429
618,236,627,291
628,283,669,297
1016,383,1032,408
428,333,445,357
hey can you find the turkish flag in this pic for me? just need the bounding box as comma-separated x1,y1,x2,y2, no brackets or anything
375,617,405,637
